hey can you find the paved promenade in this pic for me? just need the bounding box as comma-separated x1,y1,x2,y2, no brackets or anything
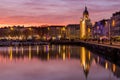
84,41,120,49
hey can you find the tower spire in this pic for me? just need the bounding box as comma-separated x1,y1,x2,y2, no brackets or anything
80,0,92,39
83,0,89,19
83,6,89,19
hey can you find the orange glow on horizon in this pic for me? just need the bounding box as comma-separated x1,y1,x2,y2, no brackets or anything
0,23,67,28
0,0,119,28
0,23,46,27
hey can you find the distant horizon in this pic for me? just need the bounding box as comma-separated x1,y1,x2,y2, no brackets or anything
0,0,120,27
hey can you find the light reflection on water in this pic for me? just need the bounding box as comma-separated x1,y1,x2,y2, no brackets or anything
0,45,120,80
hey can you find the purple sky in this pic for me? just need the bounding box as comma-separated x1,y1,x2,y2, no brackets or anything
0,0,120,27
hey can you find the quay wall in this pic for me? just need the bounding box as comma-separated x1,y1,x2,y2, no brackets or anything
0,40,120,64
0,41,48,46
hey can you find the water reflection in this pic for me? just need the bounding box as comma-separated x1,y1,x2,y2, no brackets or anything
0,45,120,80
80,47,92,79
94,55,120,79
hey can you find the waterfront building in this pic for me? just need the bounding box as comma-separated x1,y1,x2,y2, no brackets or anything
80,6,92,39
39,27,49,40
0,27,9,40
110,11,120,37
92,19,109,40
0,26,42,40
66,24,80,40
48,25,66,40
0,26,26,40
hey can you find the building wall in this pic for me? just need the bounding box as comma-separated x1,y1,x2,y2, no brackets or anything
111,11,120,37
92,19,109,40
48,26,66,40
80,7,92,39
66,24,80,40
80,19,87,39
92,19,109,39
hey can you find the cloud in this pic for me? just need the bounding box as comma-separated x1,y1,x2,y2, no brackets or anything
0,0,120,26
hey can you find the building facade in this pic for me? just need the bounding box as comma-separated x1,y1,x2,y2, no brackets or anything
92,19,109,40
66,24,80,40
80,6,92,39
111,11,120,37
48,25,66,40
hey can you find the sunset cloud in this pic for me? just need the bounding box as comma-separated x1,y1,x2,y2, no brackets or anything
0,0,120,27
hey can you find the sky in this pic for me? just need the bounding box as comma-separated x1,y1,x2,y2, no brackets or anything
0,0,120,27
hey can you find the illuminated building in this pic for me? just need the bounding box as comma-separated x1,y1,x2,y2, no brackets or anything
48,25,66,40
80,6,92,39
66,24,80,40
92,19,109,39
111,11,120,37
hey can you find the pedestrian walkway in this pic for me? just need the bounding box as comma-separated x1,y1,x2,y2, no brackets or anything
83,41,120,49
